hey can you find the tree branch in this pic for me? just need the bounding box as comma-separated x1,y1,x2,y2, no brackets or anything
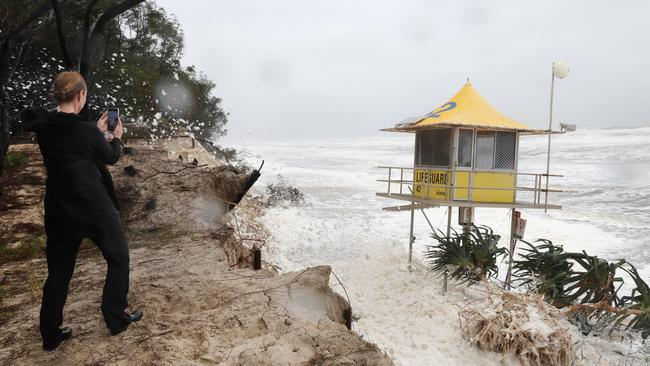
93,0,145,35
78,0,100,74
0,2,10,26
1,0,51,86
51,0,74,69
1,0,51,44
0,0,52,177
79,0,145,79
4,41,25,86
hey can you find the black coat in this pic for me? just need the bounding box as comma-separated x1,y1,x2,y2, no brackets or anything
22,107,123,237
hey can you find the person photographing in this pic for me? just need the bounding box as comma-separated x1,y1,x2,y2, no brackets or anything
22,71,142,351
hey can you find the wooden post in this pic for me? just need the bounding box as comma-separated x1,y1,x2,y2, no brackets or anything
460,207,473,236
408,202,415,269
505,208,517,289
446,206,452,236
344,306,352,330
253,247,262,270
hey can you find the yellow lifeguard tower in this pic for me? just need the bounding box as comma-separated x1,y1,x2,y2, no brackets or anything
377,80,567,281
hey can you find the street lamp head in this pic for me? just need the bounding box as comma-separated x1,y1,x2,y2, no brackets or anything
553,60,569,79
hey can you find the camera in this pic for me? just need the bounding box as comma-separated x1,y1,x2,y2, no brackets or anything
107,108,119,131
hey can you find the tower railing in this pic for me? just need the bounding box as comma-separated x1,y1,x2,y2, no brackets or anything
376,166,563,209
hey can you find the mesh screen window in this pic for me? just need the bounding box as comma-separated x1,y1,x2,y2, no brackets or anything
474,130,516,170
457,129,473,168
475,131,495,169
495,132,516,169
416,129,451,166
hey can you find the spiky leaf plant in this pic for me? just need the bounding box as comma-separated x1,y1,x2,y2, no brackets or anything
563,253,625,306
513,240,575,307
425,225,507,285
612,264,650,338
513,241,625,308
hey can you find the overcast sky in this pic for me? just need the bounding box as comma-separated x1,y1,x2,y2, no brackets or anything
156,0,650,143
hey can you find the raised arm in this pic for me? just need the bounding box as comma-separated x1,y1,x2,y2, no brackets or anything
91,114,124,165
91,129,123,165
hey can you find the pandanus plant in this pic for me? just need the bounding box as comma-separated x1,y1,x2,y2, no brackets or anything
514,240,625,308
428,225,650,337
565,253,625,306
512,239,650,337
610,264,650,338
513,239,575,307
424,225,508,284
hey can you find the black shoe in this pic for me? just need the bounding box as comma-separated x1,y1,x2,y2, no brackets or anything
110,310,143,336
43,326,72,351
129,309,143,323
110,325,128,336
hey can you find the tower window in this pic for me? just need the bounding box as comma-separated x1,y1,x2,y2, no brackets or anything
474,130,516,170
415,129,451,167
457,129,473,168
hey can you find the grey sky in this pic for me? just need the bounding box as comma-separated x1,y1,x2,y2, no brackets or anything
156,0,650,143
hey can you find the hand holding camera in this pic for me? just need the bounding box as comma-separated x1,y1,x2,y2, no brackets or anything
112,118,123,139
97,108,123,141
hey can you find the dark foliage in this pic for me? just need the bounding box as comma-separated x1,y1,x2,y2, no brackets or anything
4,1,227,145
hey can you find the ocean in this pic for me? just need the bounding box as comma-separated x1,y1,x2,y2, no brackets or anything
231,127,650,365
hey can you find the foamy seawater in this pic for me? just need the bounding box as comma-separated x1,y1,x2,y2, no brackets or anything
229,127,650,365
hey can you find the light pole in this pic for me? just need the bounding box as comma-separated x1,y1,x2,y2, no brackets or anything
544,60,569,213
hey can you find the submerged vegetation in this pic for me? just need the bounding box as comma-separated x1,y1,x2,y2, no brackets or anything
617,264,650,338
425,225,507,284
426,225,650,343
265,176,305,206
513,240,625,308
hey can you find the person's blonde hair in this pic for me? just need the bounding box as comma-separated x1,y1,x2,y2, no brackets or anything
52,71,87,103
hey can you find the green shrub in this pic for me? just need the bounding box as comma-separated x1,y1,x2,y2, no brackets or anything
512,238,650,337
513,240,625,308
428,223,650,338
513,240,575,307
424,225,507,284
565,253,625,306
611,264,650,337
4,151,28,169
0,235,46,265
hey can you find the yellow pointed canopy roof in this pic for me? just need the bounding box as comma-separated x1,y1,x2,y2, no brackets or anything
385,81,540,133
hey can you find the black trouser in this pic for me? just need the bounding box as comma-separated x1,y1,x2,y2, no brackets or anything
40,223,130,344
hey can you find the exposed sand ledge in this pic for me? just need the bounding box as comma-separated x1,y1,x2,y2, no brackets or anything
0,139,392,365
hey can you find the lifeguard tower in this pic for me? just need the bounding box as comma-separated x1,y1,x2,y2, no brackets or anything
377,80,567,284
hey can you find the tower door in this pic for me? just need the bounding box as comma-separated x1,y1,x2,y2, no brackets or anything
453,128,474,201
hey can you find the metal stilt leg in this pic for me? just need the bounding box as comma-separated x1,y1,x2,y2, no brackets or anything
408,202,415,272
443,206,452,293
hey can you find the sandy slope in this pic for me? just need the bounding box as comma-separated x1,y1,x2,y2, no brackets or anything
1,229,389,365
0,141,392,365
